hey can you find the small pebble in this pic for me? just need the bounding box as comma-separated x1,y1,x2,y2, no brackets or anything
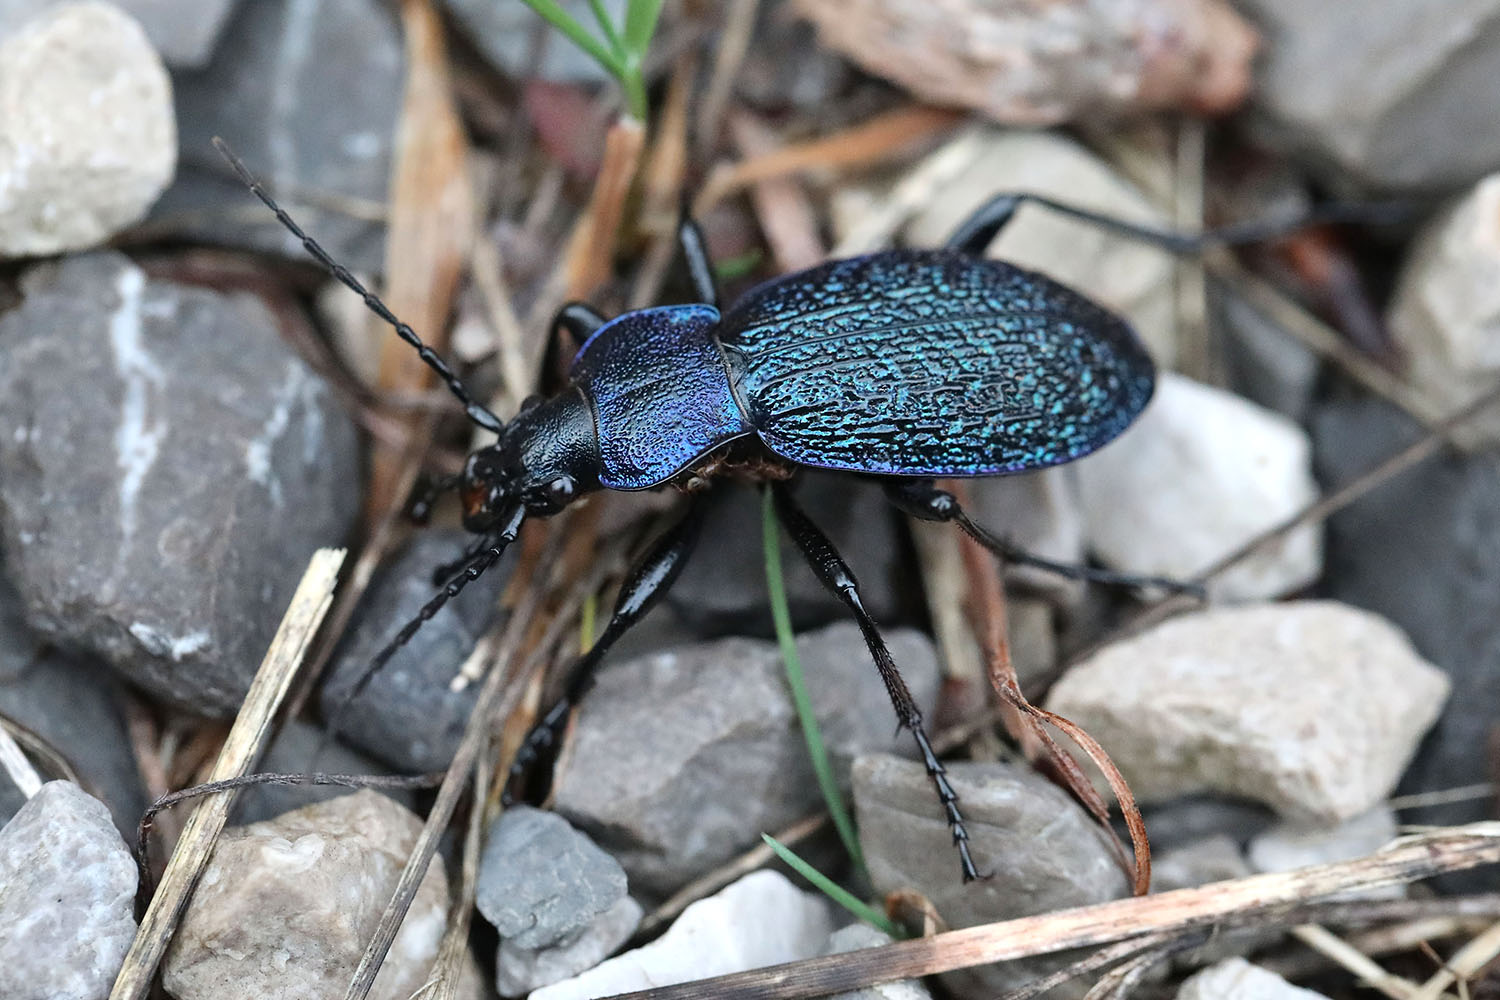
320,530,512,772
1176,957,1330,999
496,896,643,997
1074,372,1321,601
1248,806,1398,874
0,252,359,715
1152,835,1251,893
529,870,833,1000
0,781,137,1000
790,0,1256,123
852,753,1127,999
552,622,939,899
823,924,931,1000
1046,601,1449,822
1386,172,1500,449
163,790,478,1000
0,1,175,256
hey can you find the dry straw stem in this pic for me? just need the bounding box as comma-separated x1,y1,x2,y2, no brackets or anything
600,824,1500,1000
109,548,345,1000
0,718,41,799
366,0,475,521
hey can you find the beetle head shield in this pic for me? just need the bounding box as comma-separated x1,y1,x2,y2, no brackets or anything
459,389,601,530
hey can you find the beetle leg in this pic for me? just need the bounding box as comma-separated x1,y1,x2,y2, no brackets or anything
945,191,1409,258
677,213,721,309
505,496,708,801
324,504,527,737
772,481,983,883
884,479,1206,599
552,302,607,343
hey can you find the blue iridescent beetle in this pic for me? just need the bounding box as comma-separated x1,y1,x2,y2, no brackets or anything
219,138,1193,881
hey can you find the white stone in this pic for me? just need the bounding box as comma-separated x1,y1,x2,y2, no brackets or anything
0,1,176,256
163,790,481,1000
1388,173,1500,449
823,924,931,1000
0,781,137,1000
1177,958,1330,999
1249,806,1398,874
905,129,1179,364
1074,373,1321,601
1046,602,1450,823
529,871,834,1000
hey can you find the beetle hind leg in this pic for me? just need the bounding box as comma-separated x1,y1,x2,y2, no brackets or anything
884,479,1206,599
771,482,983,882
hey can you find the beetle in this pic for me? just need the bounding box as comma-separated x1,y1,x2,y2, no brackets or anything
218,138,1242,881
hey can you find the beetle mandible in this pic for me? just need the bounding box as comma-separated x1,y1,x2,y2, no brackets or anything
219,138,1252,881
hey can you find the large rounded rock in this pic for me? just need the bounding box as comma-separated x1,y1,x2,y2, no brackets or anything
0,1,176,256
1046,602,1449,822
0,252,359,715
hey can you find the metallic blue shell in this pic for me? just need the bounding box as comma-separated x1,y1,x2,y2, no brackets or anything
570,304,751,490
718,250,1154,477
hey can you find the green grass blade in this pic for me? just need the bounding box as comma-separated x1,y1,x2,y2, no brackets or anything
586,0,627,59
762,834,899,937
519,0,623,77
762,487,866,875
622,0,667,58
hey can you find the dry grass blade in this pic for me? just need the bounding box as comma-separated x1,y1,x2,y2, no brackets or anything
365,0,475,521
419,746,492,1000
1290,924,1435,999
598,824,1500,999
997,930,1181,1000
0,718,42,798
1413,919,1500,1000
694,0,760,157
110,548,345,1000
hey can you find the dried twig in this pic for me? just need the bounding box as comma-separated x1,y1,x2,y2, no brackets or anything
0,719,41,799
1290,924,1436,1000
110,548,345,1000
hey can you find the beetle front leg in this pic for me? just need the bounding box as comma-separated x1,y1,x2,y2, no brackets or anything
771,482,982,883
676,213,721,309
505,496,708,801
884,479,1205,598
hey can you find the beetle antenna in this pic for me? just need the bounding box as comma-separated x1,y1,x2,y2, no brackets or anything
320,504,526,755
212,137,505,435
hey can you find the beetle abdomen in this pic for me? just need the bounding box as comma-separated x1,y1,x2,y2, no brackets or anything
570,304,753,490
718,250,1154,477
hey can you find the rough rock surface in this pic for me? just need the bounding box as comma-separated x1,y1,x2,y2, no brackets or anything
1236,0,1500,190
853,754,1128,999
530,871,833,1000
791,0,1256,124
1074,372,1322,600
1386,173,1500,449
1046,602,1449,821
1177,957,1330,999
496,896,642,997
0,2,176,256
552,622,940,899
153,0,402,272
1248,806,1397,874
0,0,237,67
0,252,359,715
163,790,473,1000
320,530,511,772
0,781,137,1000
905,129,1179,365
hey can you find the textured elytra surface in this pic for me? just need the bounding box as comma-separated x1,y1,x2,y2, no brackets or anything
720,250,1154,476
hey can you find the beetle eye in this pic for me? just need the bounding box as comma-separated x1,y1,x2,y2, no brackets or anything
547,476,575,503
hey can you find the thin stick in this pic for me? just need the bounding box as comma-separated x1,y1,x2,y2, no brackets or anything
694,0,760,157
0,720,41,799
110,548,345,1000
1290,924,1432,1000
1413,919,1500,1000
597,824,1500,999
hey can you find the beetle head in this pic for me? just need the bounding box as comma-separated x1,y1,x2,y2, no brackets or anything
459,390,601,530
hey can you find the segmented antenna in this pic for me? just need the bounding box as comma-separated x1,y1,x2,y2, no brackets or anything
212,137,505,435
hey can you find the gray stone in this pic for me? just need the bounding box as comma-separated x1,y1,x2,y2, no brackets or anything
668,476,907,638
1177,957,1330,999
152,0,402,272
0,781,137,1000
0,2,175,256
227,718,412,825
1386,174,1500,449
852,753,1128,999
0,552,42,681
319,530,511,772
905,129,1179,366
1046,602,1450,822
0,252,360,715
1138,795,1277,854
0,0,237,67
496,895,642,997
552,622,940,899
477,806,628,950
530,871,833,1000
163,790,474,1000
822,924,931,1000
445,0,622,83
1214,285,1320,424
0,647,148,840
1248,806,1398,874
1313,394,1500,855
1074,373,1322,601
965,468,1086,607
1153,835,1251,893
1236,0,1500,190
